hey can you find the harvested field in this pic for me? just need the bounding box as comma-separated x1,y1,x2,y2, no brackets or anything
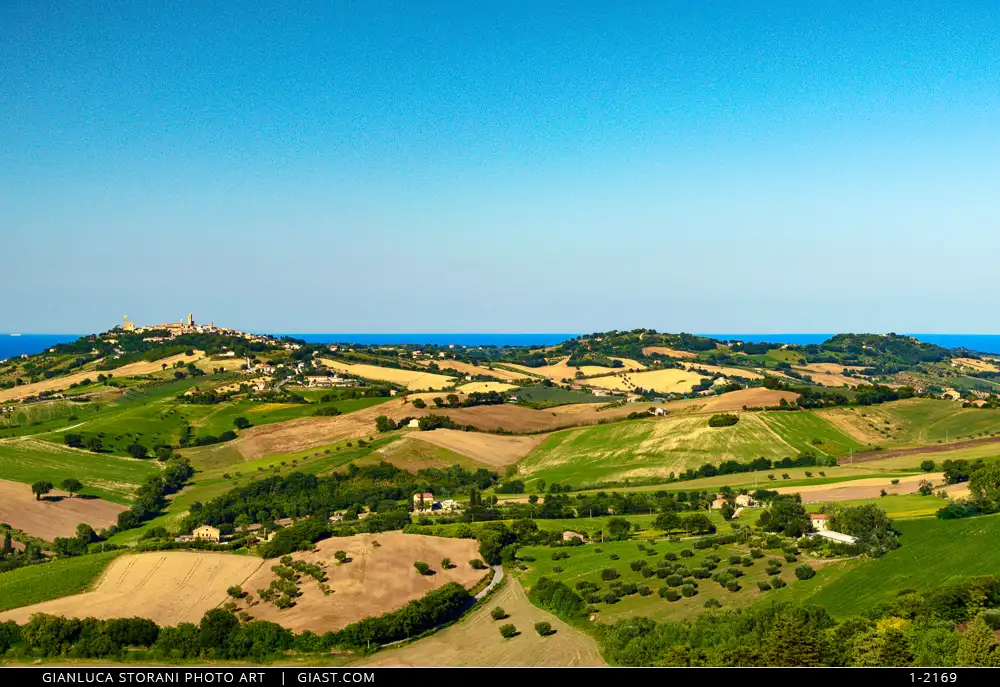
238,533,483,633
0,351,208,402
369,437,485,471
952,358,1000,373
0,552,264,625
418,359,529,382
220,399,408,460
776,473,949,502
456,382,518,394
650,388,801,414
688,363,764,380
610,357,647,370
390,401,659,434
792,363,866,388
0,479,126,540
583,368,707,394
501,358,625,382
407,429,543,467
193,356,249,373
319,359,455,391
360,577,605,667
641,346,697,359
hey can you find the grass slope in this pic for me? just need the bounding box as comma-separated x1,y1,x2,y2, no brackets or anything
0,551,122,612
0,439,160,503
777,514,1000,617
518,412,865,488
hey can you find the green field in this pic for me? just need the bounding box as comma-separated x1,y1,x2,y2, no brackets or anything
804,493,949,520
31,377,388,456
514,534,818,623
518,411,866,488
106,437,396,544
772,514,1000,617
0,551,122,612
0,438,161,503
514,385,610,408
848,399,1000,445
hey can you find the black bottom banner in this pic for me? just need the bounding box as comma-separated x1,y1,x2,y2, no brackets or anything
0,666,996,685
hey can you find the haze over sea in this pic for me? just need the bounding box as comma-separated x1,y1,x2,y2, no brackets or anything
3,333,1000,360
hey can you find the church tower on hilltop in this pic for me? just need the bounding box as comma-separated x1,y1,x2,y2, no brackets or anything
123,315,135,332
186,313,194,327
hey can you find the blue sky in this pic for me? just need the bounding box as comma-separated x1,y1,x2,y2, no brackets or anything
3,1,999,334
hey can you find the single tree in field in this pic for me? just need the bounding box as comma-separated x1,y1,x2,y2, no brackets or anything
31,481,53,501
61,478,83,498
2,530,12,555
233,417,251,430
441,557,452,569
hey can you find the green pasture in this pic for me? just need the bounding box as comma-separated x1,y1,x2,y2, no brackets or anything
773,513,1000,617
0,551,122,612
518,411,866,488
0,438,160,503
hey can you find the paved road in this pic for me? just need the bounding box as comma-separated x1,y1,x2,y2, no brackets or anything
475,565,504,601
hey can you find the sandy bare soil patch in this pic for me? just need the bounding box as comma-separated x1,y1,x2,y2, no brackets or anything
776,473,945,502
0,351,208,402
319,359,455,391
361,577,605,667
407,429,543,467
456,382,518,394
239,533,483,634
641,346,697,359
952,358,1000,373
0,479,126,540
0,552,264,624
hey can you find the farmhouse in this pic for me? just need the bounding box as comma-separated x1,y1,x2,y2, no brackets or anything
413,492,434,511
735,494,758,508
193,525,220,542
438,499,461,512
562,531,586,542
407,419,420,428
709,497,728,510
810,514,830,531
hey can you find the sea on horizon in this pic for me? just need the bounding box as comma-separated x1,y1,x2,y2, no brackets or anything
3,332,1000,360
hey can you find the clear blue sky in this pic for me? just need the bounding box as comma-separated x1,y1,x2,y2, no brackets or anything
3,1,999,334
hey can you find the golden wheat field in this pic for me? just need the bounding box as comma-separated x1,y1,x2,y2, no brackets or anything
319,359,456,390
0,552,264,625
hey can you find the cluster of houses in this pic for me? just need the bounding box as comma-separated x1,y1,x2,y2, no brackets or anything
708,493,858,544
303,374,359,388
412,492,462,514
709,493,759,520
